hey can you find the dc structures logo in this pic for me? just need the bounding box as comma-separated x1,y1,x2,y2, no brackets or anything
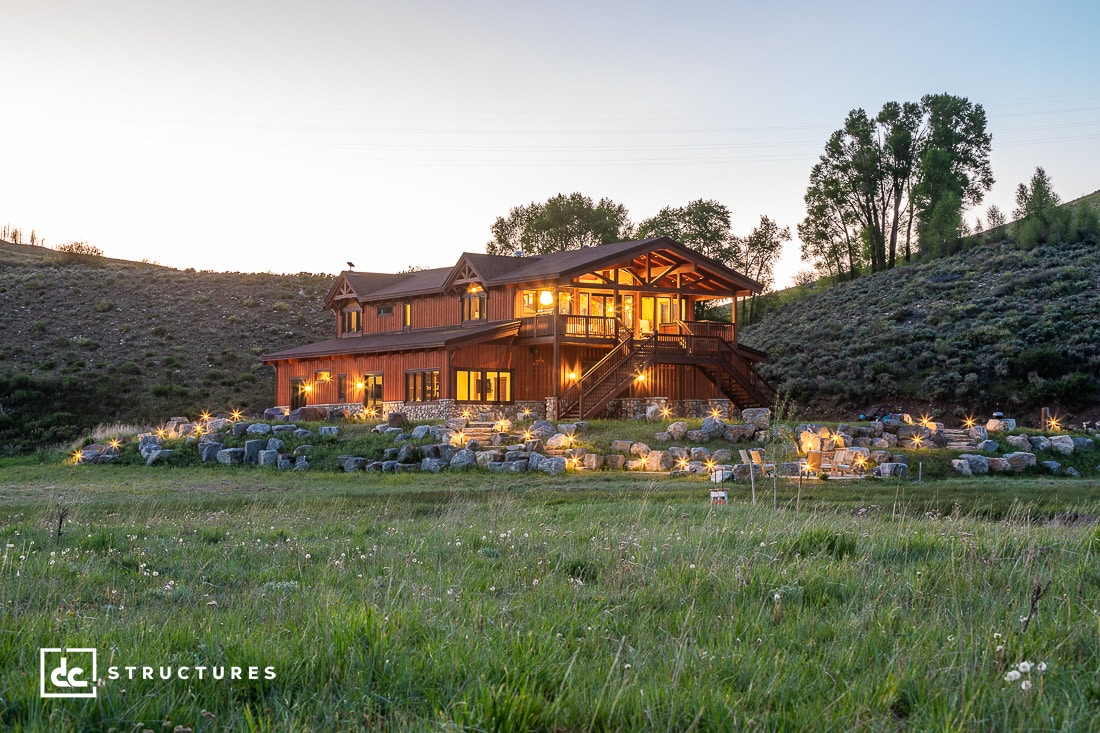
40,648,98,699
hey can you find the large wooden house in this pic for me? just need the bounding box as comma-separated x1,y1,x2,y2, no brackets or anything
262,237,774,421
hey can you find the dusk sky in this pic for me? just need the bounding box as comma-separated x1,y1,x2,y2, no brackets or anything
3,0,1098,286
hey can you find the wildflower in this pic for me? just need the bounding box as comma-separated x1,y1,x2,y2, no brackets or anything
1016,661,1032,673
1036,662,1047,672
1004,670,1021,682
1020,680,1032,691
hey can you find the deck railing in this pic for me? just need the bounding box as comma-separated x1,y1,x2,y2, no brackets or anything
518,314,622,339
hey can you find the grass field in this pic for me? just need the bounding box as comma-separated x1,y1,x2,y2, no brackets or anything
2,463,1100,731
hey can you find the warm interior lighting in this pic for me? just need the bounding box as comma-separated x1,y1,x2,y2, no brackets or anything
539,290,554,306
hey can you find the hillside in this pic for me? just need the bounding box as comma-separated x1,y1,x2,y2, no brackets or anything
0,241,332,449
741,235,1100,424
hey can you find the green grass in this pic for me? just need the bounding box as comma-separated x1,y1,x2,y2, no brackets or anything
2,466,1100,731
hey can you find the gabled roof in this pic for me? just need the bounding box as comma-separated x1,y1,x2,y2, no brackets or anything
325,237,763,310
261,320,519,362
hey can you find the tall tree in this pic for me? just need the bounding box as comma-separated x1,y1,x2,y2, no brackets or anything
799,94,993,275
486,193,632,256
732,215,790,322
1012,166,1066,247
634,199,735,263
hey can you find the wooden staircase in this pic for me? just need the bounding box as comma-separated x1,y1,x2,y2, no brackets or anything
556,329,774,421
557,335,657,420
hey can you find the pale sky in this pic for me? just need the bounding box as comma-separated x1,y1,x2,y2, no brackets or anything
3,0,1098,287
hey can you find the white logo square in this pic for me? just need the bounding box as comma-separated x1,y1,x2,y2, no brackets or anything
40,647,98,699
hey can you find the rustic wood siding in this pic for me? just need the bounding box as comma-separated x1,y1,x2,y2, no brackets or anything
274,351,447,405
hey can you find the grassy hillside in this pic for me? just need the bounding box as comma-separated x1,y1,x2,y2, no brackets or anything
741,235,1100,423
0,241,331,449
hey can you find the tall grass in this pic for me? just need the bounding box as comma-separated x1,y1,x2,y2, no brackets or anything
2,471,1099,730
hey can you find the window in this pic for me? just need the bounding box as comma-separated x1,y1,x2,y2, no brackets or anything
336,373,348,402
340,307,361,334
462,290,487,321
405,370,439,402
403,302,412,329
314,370,331,384
455,369,512,403
359,373,383,408
377,304,393,317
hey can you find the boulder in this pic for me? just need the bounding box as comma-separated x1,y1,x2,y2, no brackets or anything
645,451,675,471
986,457,1011,473
645,404,664,421
504,459,529,473
1005,434,1032,451
292,429,313,440
603,454,626,470
246,423,273,436
881,418,903,434
731,463,764,481
318,425,338,437
1003,452,1036,472
724,424,757,443
690,447,711,462
653,432,672,442
957,454,989,475
741,407,770,429
537,456,568,475
138,435,163,460
873,462,908,478
244,439,266,464
387,412,409,429
278,458,294,471
582,453,605,470
397,443,418,464
528,420,557,440
206,418,232,433
545,433,571,449
609,439,633,454
288,406,328,422
711,448,733,464
1040,460,1062,475
870,421,885,437
421,457,449,473
869,450,893,465
445,417,469,430
667,421,689,440
271,424,297,434
266,437,284,453
1065,467,1082,478
216,448,245,465
1072,437,1095,452
199,442,224,463
630,442,651,457
976,439,999,452
951,459,973,477
450,449,477,470
410,425,432,441
145,448,173,466
293,457,310,471
1027,435,1051,452
701,415,727,438
476,450,504,468
985,418,1016,432
259,450,280,467
968,426,989,442
557,423,578,436
1048,435,1075,455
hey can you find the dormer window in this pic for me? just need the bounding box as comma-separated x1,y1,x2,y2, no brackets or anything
461,284,487,322
340,306,361,335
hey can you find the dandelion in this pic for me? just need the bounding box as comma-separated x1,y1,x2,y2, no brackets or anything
1016,661,1032,673
1004,670,1021,682
1036,662,1047,672
1020,680,1032,691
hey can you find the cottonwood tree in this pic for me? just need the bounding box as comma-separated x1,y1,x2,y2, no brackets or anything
635,199,735,264
799,94,992,275
486,193,632,256
732,215,790,322
1013,166,1066,246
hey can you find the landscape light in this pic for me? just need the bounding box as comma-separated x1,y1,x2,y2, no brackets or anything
539,290,554,306
109,439,121,451
568,372,577,381
200,411,212,422
522,407,532,418
230,409,243,421
1047,416,1061,432
710,408,721,418
918,414,933,428
156,428,167,439
962,416,975,429
661,407,672,418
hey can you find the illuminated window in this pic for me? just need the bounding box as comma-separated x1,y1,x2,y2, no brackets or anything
461,289,486,321
405,370,439,402
340,307,361,334
455,369,512,403
377,304,393,317
403,302,412,328
314,370,331,384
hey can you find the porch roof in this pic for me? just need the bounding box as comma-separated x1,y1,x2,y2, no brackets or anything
261,320,519,363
